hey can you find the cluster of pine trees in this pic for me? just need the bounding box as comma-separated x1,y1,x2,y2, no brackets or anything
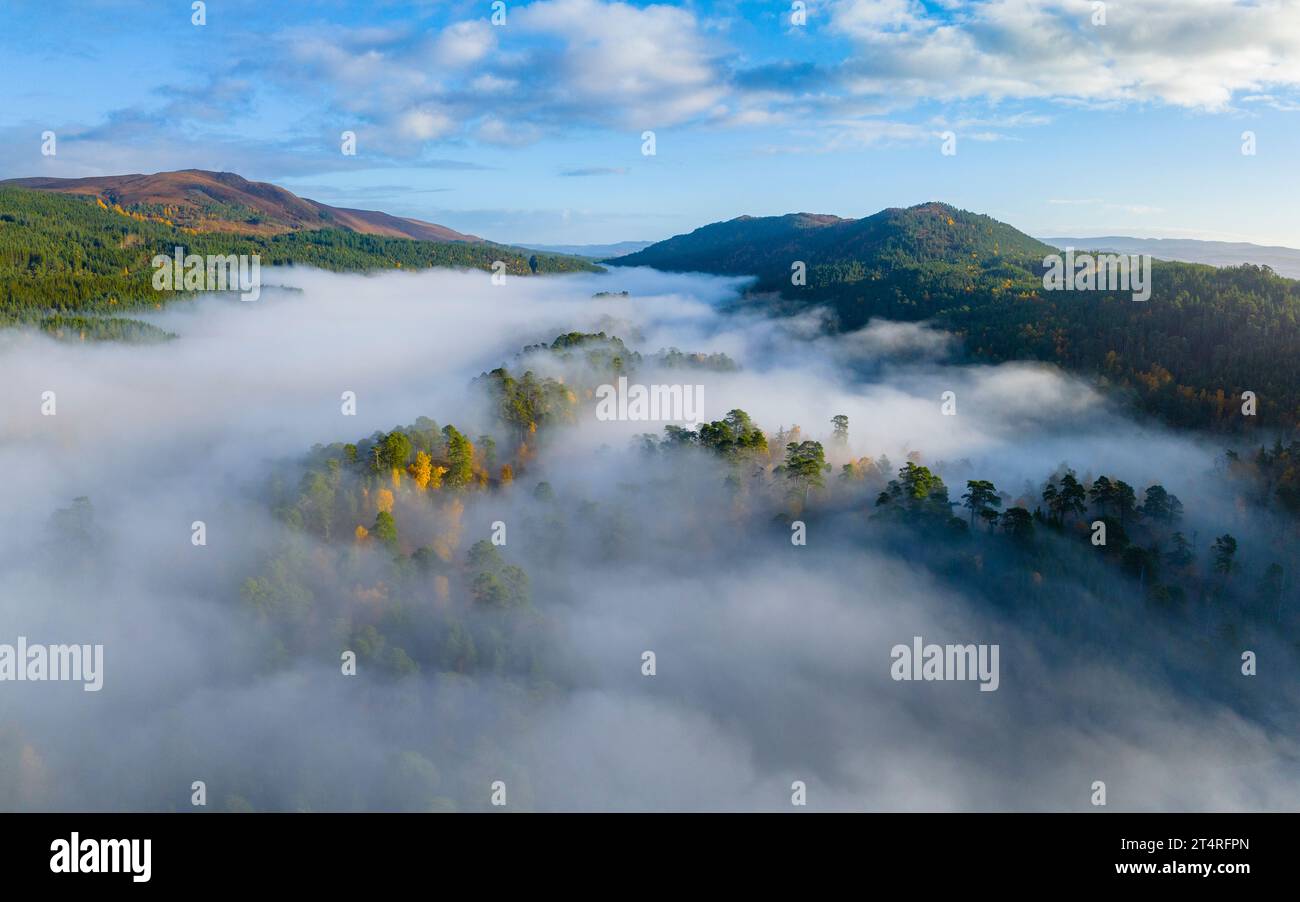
644,409,1293,642
247,414,540,681
227,329,1298,691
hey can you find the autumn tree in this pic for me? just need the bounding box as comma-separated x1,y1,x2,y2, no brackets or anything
412,451,434,490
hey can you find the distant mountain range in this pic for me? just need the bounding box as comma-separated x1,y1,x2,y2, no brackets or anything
1043,236,1300,280
518,240,653,259
0,169,481,243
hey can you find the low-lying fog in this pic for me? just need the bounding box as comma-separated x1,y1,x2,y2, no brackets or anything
1,266,1295,811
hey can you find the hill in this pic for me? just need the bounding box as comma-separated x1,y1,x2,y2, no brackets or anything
613,202,1055,321
612,203,1300,433
0,183,598,332
614,202,1053,278
0,169,480,242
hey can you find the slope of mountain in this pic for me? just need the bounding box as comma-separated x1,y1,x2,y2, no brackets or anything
0,182,598,331
518,240,654,259
612,202,1300,432
613,202,1054,282
0,170,481,242
1044,236,1300,280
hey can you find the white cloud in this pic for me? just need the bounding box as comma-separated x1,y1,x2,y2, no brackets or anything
41,0,1296,168
397,106,454,140
428,20,497,69
830,0,1300,110
255,0,731,152
513,0,727,127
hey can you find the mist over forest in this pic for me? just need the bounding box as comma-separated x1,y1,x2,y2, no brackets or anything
1,266,1297,812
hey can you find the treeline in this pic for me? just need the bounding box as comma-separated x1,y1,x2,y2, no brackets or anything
0,186,599,318
775,259,1300,432
613,203,1300,432
644,414,1291,634
949,261,1300,431
23,314,175,343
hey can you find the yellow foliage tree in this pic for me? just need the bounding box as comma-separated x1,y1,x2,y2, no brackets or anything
412,451,433,490
376,489,395,514
354,525,369,542
428,465,448,490
499,464,514,485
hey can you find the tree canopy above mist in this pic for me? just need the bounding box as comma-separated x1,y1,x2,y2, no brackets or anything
251,326,1292,698
6,263,1300,813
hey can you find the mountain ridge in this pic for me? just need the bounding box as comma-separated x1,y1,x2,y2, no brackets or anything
0,169,481,243
0,179,598,332
611,202,1055,282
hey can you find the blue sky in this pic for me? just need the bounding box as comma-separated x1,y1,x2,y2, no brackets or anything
2,0,1300,246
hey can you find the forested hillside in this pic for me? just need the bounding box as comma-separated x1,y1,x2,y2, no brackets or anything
613,202,1300,431
616,203,1053,285
0,186,598,328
